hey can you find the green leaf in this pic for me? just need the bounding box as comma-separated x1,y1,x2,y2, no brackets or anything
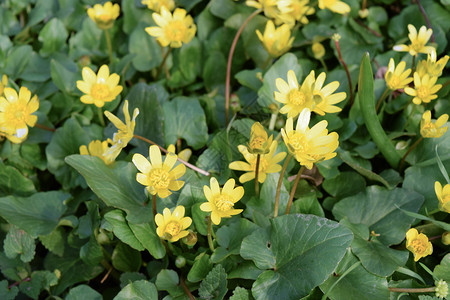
434,254,450,281
65,285,102,300
104,210,145,251
188,252,213,283
122,0,153,34
333,186,424,245
156,269,185,297
38,18,68,56
80,236,103,266
4,227,35,263
0,164,36,197
323,171,366,198
0,191,69,237
229,287,249,300
39,227,65,257
129,23,162,72
4,45,32,78
0,280,18,300
198,264,228,300
50,59,78,94
163,96,209,149
228,261,264,280
203,50,227,92
0,252,30,282
65,156,152,224
119,272,147,289
396,208,450,231
114,280,158,300
129,222,166,259
112,242,142,273
197,130,232,182
240,214,353,300
19,270,58,299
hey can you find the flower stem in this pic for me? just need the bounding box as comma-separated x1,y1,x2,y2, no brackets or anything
269,111,278,131
225,8,262,126
399,136,423,171
334,38,354,106
152,194,157,218
180,276,195,300
156,47,173,79
35,123,55,132
274,154,292,218
207,216,214,252
98,106,105,127
254,154,261,197
388,287,436,293
375,88,391,113
285,166,305,214
104,29,113,64
415,0,434,43
319,58,328,72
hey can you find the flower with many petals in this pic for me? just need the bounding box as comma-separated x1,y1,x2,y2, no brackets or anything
435,181,450,214
230,141,286,183
87,1,120,30
200,178,244,225
416,49,449,78
278,0,315,27
0,87,39,144
132,145,186,198
247,122,273,155
281,108,339,169
256,20,294,58
77,65,123,108
246,0,290,25
145,7,196,48
404,73,441,105
155,206,192,242
318,0,351,14
0,75,7,96
141,0,175,12
385,58,413,91
393,25,434,56
406,228,433,261
420,111,448,138
80,140,115,165
311,71,346,116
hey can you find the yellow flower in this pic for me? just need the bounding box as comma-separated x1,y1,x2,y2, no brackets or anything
247,122,273,155
318,0,351,14
141,0,175,12
0,87,39,144
155,206,192,242
0,75,7,96
420,111,448,138
385,58,413,91
435,181,450,213
416,49,449,78
145,7,196,48
406,228,433,261
80,140,115,165
229,141,287,183
312,42,325,60
246,0,286,24
278,0,315,27
104,100,139,148
256,20,294,58
311,71,346,116
281,108,339,169
167,144,192,162
132,145,186,198
404,73,441,105
200,177,244,225
274,70,316,118
77,65,123,108
87,1,120,30
393,25,434,56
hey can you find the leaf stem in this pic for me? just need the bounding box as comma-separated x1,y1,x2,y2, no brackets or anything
399,136,424,171
152,194,157,218
207,216,214,252
334,38,354,106
98,106,105,127
388,287,436,293
285,166,305,215
274,154,292,218
104,29,113,64
375,88,391,113
254,154,261,197
156,47,173,79
180,276,195,300
225,8,262,125
35,123,55,132
321,261,361,300
414,0,434,43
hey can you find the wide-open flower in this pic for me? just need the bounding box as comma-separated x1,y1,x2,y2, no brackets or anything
278,0,315,27
406,228,433,261
0,87,39,144
141,0,175,12
200,177,244,225
404,73,441,105
0,75,7,96
393,25,434,56
230,141,286,184
435,181,450,213
247,122,273,155
385,58,413,91
416,49,449,78
256,20,294,58
132,145,186,198
77,65,123,108
274,70,316,118
318,0,351,14
155,206,192,242
281,108,339,169
311,71,346,116
420,111,448,138
87,1,120,30
80,140,115,165
145,7,196,48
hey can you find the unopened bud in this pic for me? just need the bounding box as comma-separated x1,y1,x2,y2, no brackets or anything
182,230,197,247
79,55,91,67
175,256,186,268
442,232,450,245
268,103,279,113
312,42,325,60
231,94,241,113
358,9,369,18
332,33,341,42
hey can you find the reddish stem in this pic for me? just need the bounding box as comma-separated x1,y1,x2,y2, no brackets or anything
335,39,354,106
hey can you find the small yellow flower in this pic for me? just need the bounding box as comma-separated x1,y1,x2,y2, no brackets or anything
405,228,433,261
404,73,441,105
278,0,315,27
318,0,351,14
281,108,339,169
229,141,287,183
312,42,325,60
80,140,115,165
200,177,244,225
246,0,285,24
167,144,192,162
256,20,294,58
132,145,186,198
420,111,448,138
155,206,192,242
435,181,450,213
385,58,413,91
0,75,7,96
0,87,39,144
141,0,175,12
274,70,316,118
145,7,196,48
416,49,449,78
247,122,273,155
393,25,435,56
104,100,139,149
77,65,123,108
87,1,120,30
311,71,346,116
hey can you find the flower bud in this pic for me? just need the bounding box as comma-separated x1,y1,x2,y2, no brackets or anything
442,232,450,245
182,230,198,247
175,256,186,268
247,122,273,155
312,42,325,60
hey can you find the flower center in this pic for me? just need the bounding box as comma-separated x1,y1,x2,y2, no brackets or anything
164,221,181,237
250,137,265,150
165,21,187,42
91,84,110,100
149,168,171,190
411,41,425,53
410,239,427,254
99,14,112,22
417,86,430,99
4,102,28,128
215,194,234,211
288,90,306,106
288,132,309,152
442,194,450,205
389,76,401,88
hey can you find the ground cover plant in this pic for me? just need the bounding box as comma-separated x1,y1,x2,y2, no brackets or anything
0,0,449,299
